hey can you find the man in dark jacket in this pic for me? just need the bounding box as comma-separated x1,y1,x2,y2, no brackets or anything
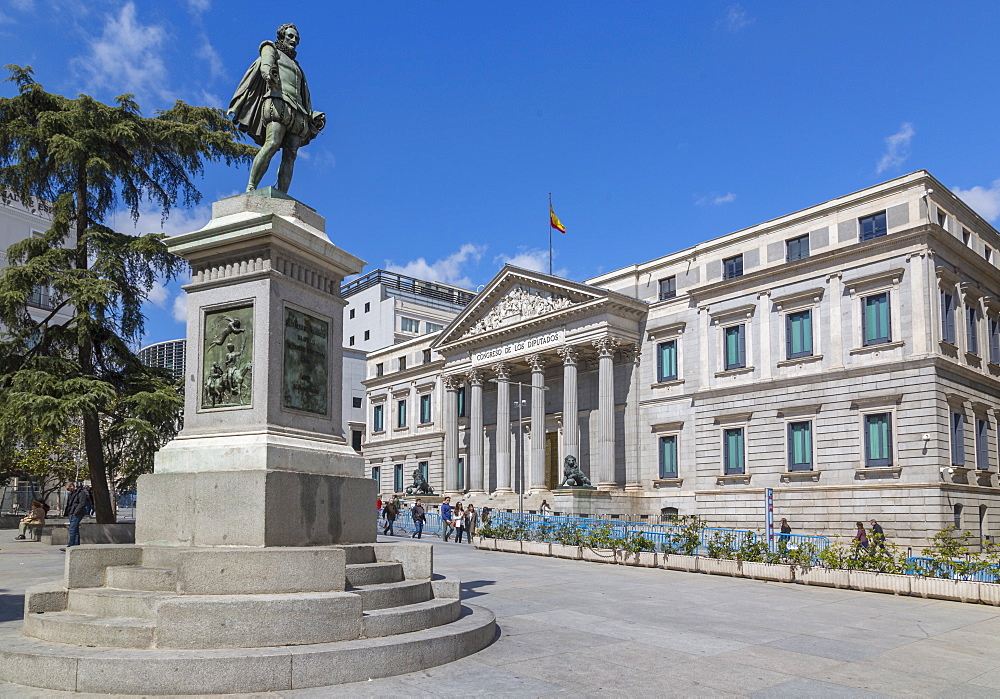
63,482,91,549
382,498,398,536
870,519,888,552
411,499,426,539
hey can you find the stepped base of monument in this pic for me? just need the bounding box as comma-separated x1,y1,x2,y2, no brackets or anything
2,543,496,694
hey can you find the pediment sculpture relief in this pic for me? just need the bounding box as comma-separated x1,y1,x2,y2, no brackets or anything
464,286,575,337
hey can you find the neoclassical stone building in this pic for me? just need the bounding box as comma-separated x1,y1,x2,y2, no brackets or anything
363,171,1000,545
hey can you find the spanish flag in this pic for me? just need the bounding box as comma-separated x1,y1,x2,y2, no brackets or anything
550,205,567,234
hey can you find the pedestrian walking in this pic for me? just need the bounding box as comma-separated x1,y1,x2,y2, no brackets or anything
778,518,792,552
411,499,426,539
440,497,454,542
481,506,491,527
464,505,478,542
62,482,91,550
539,500,552,516
453,503,466,544
853,521,869,556
376,496,382,513
870,519,888,552
382,498,398,536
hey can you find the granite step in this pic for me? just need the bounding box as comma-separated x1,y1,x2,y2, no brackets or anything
346,562,404,587
105,566,177,592
23,610,154,649
67,587,172,620
340,544,376,565
362,597,461,638
351,579,433,611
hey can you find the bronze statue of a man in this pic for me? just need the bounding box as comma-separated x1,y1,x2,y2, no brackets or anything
228,23,326,194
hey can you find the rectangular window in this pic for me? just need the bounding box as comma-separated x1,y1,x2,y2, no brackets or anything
658,435,678,478
990,317,1000,363
457,386,466,418
787,421,813,471
786,234,810,262
364,330,370,341
375,363,384,377
659,276,677,300
863,292,891,346
724,325,746,370
963,229,973,247
371,465,380,482
967,305,980,355
785,309,813,359
349,336,355,346
864,413,893,467
352,397,363,409
977,419,990,470
457,457,465,490
423,349,432,363
364,302,371,313
419,394,432,423
425,322,443,334
349,308,356,319
723,428,745,475
419,461,429,485
657,340,678,382
373,404,384,432
352,430,363,452
941,292,956,344
397,400,407,428
394,464,403,492
723,255,743,280
401,317,420,333
398,356,407,371
859,211,888,241
952,412,965,466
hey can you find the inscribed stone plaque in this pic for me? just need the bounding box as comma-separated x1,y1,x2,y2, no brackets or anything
283,307,329,415
201,305,254,409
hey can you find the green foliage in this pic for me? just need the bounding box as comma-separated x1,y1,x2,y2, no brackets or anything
0,66,255,521
705,532,736,559
583,523,618,549
2,423,84,501
920,526,988,579
552,523,586,546
620,533,656,553
782,542,820,566
660,516,704,555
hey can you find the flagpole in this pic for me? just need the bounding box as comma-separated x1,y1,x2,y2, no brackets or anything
548,193,553,276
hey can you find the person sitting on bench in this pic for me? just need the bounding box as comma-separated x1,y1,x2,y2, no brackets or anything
15,500,46,540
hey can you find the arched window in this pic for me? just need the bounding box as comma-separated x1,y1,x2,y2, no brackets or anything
661,506,679,518
954,503,964,529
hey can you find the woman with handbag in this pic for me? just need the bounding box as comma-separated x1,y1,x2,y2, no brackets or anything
453,503,466,544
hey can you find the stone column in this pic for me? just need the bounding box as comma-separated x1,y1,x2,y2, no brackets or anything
467,368,485,493
623,343,642,491
493,362,513,493
557,346,579,467
827,272,844,368
594,337,618,489
528,353,547,491
443,375,461,495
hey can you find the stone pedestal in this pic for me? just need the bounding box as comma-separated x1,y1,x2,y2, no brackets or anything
139,190,374,547
553,488,610,517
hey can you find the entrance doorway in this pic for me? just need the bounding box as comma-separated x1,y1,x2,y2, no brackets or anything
545,432,560,490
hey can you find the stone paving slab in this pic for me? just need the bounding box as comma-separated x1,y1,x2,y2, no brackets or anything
4,536,1000,696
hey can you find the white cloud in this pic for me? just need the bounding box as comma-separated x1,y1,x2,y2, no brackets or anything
171,294,187,324
147,280,169,308
72,2,170,101
187,0,210,13
952,179,1000,222
385,244,485,289
876,122,915,175
197,37,225,80
718,4,754,33
110,203,212,237
10,0,34,10
696,192,736,206
493,247,568,278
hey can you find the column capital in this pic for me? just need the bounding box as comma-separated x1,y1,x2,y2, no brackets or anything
592,336,619,358
526,353,546,372
443,374,463,391
621,342,641,365
493,361,511,381
466,367,485,386
556,345,579,365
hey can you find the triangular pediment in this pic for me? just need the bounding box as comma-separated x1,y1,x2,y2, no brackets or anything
432,265,636,351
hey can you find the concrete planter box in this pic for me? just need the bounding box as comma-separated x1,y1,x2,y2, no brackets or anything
550,543,582,560
979,581,1000,606
521,541,551,557
699,557,740,576
911,575,980,603
660,554,700,573
796,566,851,588
581,547,617,564
473,537,496,551
494,539,523,554
619,551,657,568
851,571,911,596
738,561,795,582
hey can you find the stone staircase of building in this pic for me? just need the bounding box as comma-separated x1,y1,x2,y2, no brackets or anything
2,543,495,694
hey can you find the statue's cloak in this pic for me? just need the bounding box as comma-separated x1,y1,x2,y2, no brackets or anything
228,41,320,148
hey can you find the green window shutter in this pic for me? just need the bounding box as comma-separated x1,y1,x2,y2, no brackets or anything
658,341,677,381
659,436,677,478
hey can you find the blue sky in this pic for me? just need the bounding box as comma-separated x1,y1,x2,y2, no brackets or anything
4,1,1000,346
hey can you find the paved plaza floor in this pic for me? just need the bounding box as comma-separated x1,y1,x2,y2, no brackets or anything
2,535,1000,697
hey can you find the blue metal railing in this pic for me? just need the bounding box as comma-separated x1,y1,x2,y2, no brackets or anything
905,556,1000,583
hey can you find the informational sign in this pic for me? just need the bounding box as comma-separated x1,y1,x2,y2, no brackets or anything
282,306,329,415
470,327,565,365
765,487,774,547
